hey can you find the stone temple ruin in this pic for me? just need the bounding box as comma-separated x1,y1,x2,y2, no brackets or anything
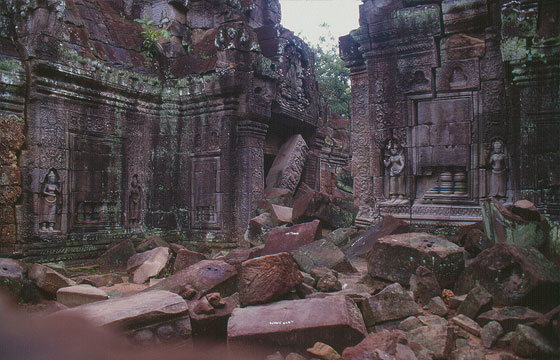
341,0,560,227
1,0,560,359
0,0,344,259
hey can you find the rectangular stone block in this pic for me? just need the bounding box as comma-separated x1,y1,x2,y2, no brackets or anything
227,296,367,353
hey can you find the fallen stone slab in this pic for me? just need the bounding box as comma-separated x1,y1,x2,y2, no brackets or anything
173,248,206,273
126,247,171,284
239,253,303,306
452,314,482,336
146,260,237,299
76,274,123,288
325,227,358,248
29,263,76,296
343,215,409,258
481,198,549,249
264,187,294,207
247,213,275,246
457,285,492,319
367,232,464,289
223,247,262,270
136,235,170,252
265,134,308,193
306,342,341,360
342,330,418,360
188,296,237,338
269,203,293,224
0,258,24,302
362,283,422,326
410,265,441,306
227,296,367,353
481,321,504,349
407,325,455,360
418,315,448,327
52,290,191,345
292,239,355,274
511,324,557,358
455,243,560,308
97,239,136,269
56,284,108,307
262,220,321,256
477,306,542,332
427,296,448,317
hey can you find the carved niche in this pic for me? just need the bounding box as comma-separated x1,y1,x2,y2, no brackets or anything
192,157,221,229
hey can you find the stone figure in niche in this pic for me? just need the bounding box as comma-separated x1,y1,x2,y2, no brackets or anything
39,169,60,232
128,174,142,224
383,139,406,204
488,139,507,199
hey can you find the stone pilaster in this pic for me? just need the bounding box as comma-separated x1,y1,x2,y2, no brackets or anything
235,120,269,243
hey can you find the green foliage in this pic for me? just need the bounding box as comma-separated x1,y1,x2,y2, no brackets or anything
134,18,171,60
310,24,351,119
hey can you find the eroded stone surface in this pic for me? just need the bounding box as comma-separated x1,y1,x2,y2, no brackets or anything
367,233,464,289
239,253,303,306
262,220,322,256
227,296,367,353
147,260,237,299
56,284,108,308
29,264,76,296
126,247,171,284
292,239,354,274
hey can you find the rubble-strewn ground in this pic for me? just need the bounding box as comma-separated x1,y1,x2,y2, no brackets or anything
1,196,559,360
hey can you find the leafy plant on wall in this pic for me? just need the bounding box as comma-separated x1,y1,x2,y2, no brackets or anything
134,19,171,61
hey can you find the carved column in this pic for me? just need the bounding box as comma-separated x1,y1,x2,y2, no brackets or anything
235,120,268,243
349,66,375,222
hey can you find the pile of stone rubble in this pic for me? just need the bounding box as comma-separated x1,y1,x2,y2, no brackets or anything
0,196,558,359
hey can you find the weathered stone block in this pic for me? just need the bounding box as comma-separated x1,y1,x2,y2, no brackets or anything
147,260,237,299
266,134,308,193
342,330,417,360
343,215,409,258
173,248,206,273
366,232,464,289
457,285,492,320
239,253,303,306
126,247,171,284
291,239,354,274
262,220,321,256
56,284,109,307
97,239,136,269
227,296,367,353
29,263,76,296
477,306,542,333
0,258,24,302
362,283,422,325
456,243,560,308
408,325,455,359
53,290,191,345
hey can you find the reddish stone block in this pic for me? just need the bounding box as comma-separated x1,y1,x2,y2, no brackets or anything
343,215,409,258
227,296,367,353
261,220,321,256
239,253,303,306
173,248,206,273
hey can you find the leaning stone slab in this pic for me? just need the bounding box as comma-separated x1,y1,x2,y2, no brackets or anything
97,239,136,269
343,215,409,258
227,296,367,353
265,134,308,192
126,247,171,284
455,243,560,308
56,284,108,307
291,239,355,274
147,260,237,299
52,290,192,345
362,283,422,326
29,263,76,296
366,232,464,289
407,325,455,360
477,306,542,332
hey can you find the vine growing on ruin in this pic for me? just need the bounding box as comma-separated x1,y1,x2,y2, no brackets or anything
134,19,171,61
